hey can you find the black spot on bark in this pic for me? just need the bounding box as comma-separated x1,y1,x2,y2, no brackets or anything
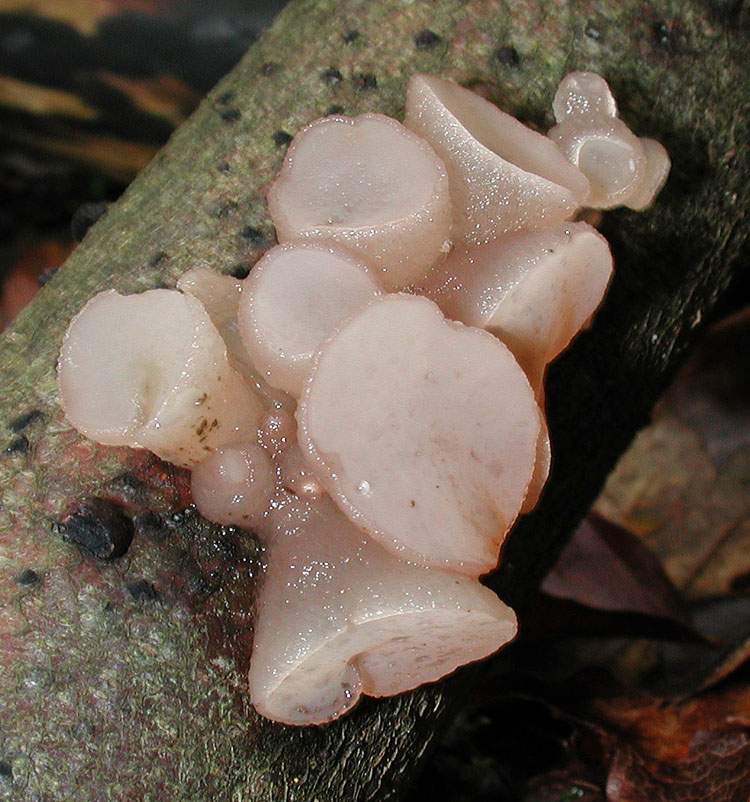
584,21,602,40
16,568,39,586
133,511,169,543
5,435,29,454
239,225,265,244
220,107,241,122
495,46,520,66
343,29,360,44
148,250,168,268
217,160,231,173
261,61,279,75
217,90,235,104
353,72,377,90
38,265,59,286
0,761,11,780
272,130,293,147
414,29,441,49
320,66,343,85
326,104,345,115
9,409,42,432
126,579,160,602
227,263,250,279
212,200,239,218
71,201,108,242
60,498,134,561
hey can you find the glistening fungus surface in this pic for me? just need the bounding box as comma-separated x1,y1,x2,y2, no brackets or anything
0,0,748,800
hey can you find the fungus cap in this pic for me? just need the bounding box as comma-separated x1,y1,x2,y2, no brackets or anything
405,73,590,246
267,113,452,290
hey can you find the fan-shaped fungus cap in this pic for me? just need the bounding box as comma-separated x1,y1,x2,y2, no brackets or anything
249,496,517,725
190,444,276,527
419,222,613,394
297,294,540,576
58,289,263,467
552,71,618,123
404,74,590,246
238,243,382,396
267,113,452,290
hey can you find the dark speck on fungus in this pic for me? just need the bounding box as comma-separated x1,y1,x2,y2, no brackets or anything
353,72,377,90
495,46,520,66
126,579,160,602
5,435,29,454
414,29,441,49
273,130,293,147
321,67,343,85
217,160,231,173
9,408,42,432
71,201,108,242
16,568,40,586
217,90,235,104
261,61,279,76
343,29,359,44
60,497,134,561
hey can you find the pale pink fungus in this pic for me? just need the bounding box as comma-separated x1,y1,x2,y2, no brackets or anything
418,222,613,394
549,72,669,210
238,243,382,396
405,74,590,246
298,294,540,576
58,289,262,467
267,113,452,290
190,444,275,526
248,497,517,725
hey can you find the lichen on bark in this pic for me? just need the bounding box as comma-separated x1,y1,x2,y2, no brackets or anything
0,1,748,800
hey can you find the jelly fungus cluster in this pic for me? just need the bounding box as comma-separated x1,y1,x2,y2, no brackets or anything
58,72,668,725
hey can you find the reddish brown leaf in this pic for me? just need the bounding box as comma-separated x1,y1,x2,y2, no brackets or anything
607,729,750,802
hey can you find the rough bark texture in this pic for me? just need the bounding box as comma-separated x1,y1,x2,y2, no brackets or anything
0,1,747,800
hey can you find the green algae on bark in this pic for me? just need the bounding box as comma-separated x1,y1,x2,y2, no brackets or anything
0,0,748,800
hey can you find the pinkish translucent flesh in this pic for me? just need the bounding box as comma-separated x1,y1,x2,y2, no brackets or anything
238,243,382,396
405,74,590,246
419,223,613,394
552,71,617,123
58,289,263,466
549,117,646,210
190,444,276,526
626,138,671,211
298,294,540,576
249,497,517,725
267,113,452,290
522,414,551,513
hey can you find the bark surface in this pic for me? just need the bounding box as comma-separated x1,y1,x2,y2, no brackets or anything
0,1,747,800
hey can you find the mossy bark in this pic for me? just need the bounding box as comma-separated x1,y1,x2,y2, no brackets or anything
0,1,747,800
